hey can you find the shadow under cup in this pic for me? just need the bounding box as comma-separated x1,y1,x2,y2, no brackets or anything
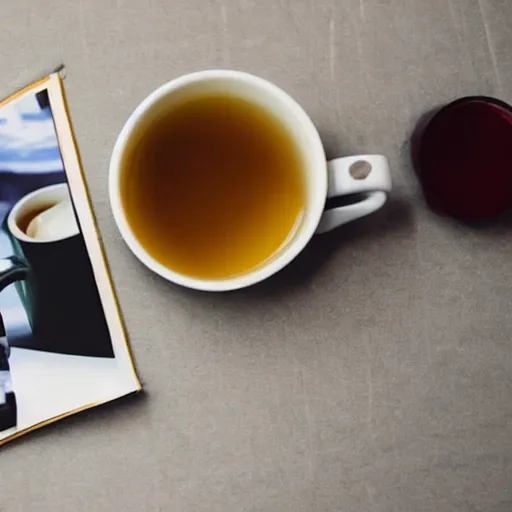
412,96,512,221
0,184,113,357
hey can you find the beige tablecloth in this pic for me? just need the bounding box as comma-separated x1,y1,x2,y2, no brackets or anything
1,1,512,511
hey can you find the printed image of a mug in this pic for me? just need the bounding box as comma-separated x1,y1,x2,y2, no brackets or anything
0,184,113,357
109,70,392,291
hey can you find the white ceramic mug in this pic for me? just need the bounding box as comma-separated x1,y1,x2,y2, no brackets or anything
109,70,392,291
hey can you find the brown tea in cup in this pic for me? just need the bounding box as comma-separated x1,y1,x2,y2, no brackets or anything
120,93,306,279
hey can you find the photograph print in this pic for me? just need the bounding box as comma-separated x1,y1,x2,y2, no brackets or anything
0,75,139,443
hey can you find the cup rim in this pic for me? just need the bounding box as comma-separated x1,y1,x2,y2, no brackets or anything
7,183,77,244
108,69,326,291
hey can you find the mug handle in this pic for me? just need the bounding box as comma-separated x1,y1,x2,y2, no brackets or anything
316,155,392,234
0,257,28,293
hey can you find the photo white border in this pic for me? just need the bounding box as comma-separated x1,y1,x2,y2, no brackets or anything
46,73,140,387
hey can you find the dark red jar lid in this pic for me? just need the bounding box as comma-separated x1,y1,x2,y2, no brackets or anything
413,97,512,221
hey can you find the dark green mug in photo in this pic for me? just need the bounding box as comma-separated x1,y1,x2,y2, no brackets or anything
0,184,113,357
